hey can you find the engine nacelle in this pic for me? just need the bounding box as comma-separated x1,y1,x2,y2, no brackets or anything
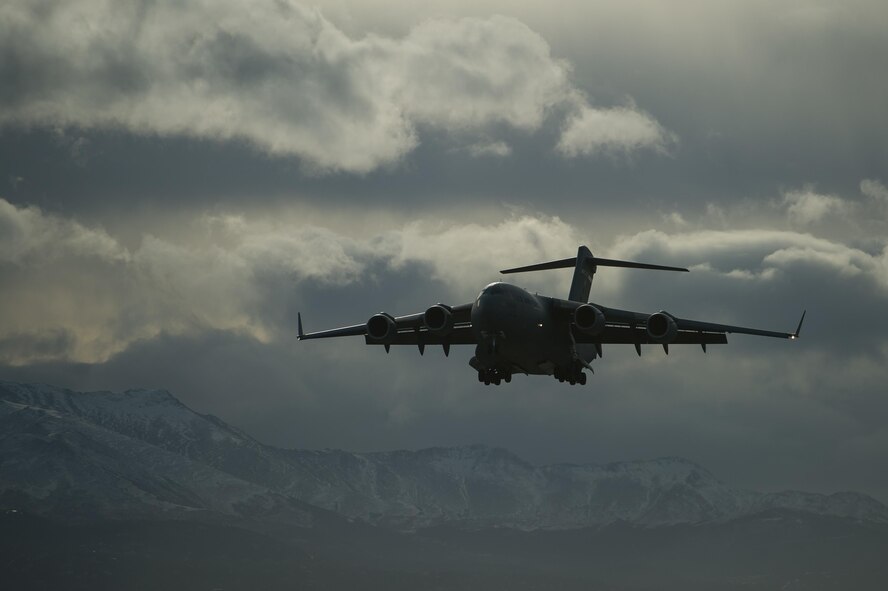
646,311,678,344
366,313,397,342
424,304,454,335
573,304,606,336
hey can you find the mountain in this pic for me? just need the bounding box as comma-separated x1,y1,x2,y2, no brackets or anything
3,380,888,590
2,379,886,530
0,381,314,528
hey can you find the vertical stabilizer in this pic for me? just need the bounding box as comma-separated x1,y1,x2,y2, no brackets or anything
568,246,597,302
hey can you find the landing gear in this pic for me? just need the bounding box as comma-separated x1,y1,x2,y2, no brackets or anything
553,365,588,385
478,368,511,386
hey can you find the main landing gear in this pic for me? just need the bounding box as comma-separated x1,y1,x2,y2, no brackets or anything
553,367,587,385
478,368,512,386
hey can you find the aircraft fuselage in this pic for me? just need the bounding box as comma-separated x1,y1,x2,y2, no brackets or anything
470,282,578,381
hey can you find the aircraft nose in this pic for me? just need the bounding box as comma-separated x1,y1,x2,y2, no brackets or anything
473,293,506,332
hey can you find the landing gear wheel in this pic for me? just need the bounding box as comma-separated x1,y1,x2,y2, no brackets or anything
578,373,587,385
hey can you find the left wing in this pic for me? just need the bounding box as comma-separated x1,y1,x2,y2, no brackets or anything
559,299,805,349
593,305,805,339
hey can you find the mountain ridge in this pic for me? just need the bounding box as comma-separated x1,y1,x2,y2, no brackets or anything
2,379,886,530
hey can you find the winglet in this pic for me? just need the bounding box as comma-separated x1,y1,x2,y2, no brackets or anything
790,309,806,340
297,312,305,340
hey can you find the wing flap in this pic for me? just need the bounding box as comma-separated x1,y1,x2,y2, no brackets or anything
364,325,477,346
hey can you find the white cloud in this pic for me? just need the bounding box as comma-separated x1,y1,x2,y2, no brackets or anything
608,228,888,290
861,179,888,203
466,141,513,158
0,199,125,265
392,216,580,295
396,16,570,131
782,188,846,226
662,212,688,227
0,1,670,173
556,103,674,157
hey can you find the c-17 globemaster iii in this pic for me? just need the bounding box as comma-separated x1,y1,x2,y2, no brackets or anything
298,246,805,385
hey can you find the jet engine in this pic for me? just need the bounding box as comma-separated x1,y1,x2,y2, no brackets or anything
366,313,397,342
646,311,678,343
573,304,606,335
424,304,454,335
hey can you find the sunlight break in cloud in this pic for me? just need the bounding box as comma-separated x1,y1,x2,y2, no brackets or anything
0,0,671,173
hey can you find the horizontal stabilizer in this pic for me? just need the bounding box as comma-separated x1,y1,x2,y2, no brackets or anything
500,257,577,274
584,257,688,273
501,246,688,303
501,256,688,274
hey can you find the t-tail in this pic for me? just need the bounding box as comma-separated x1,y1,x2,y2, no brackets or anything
500,245,689,302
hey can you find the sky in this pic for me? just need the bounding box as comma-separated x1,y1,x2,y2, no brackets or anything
2,0,887,501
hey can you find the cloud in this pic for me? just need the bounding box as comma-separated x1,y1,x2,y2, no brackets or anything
556,103,675,157
465,140,512,158
0,1,670,173
0,198,124,265
392,216,580,294
861,179,888,203
5,192,887,369
605,228,888,296
0,199,579,364
782,188,847,226
395,16,570,131
662,212,689,227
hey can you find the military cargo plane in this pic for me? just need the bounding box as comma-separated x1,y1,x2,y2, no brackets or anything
298,246,804,385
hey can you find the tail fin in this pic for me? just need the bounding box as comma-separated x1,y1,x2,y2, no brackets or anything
500,245,689,303
569,246,596,303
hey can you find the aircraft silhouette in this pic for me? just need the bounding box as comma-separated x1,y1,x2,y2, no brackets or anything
298,246,805,385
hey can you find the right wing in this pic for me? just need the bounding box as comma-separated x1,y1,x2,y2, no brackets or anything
297,303,477,353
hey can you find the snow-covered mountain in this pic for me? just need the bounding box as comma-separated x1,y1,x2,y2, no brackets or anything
2,380,886,530
0,381,315,527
